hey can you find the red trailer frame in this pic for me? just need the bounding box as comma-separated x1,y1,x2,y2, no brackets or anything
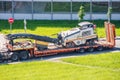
4,22,116,61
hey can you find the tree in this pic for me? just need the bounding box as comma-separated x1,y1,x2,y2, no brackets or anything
78,6,85,21
107,7,112,23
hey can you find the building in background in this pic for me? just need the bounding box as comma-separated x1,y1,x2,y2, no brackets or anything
0,0,120,20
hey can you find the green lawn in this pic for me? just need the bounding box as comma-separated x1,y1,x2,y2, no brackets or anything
62,52,120,69
0,20,120,38
0,52,120,80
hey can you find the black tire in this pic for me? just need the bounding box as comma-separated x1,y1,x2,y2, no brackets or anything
97,46,103,51
89,40,94,45
86,39,95,45
19,51,29,60
88,47,94,52
0,59,3,63
0,55,3,63
11,53,19,61
77,48,85,53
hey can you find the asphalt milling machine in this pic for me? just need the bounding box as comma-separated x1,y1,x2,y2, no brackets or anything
0,22,116,62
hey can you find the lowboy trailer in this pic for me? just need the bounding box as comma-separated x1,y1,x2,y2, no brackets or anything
0,22,116,62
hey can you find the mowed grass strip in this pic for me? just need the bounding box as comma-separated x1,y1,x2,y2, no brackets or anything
0,20,120,38
0,52,119,80
62,52,120,69
0,61,119,80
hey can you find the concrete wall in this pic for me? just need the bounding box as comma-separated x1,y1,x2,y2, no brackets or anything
0,13,120,20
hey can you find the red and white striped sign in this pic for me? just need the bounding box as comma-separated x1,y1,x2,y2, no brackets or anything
8,18,14,24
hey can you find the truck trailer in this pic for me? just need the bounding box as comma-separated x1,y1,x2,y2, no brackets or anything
0,22,116,62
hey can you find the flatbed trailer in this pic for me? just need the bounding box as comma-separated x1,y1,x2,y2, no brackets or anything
0,22,116,62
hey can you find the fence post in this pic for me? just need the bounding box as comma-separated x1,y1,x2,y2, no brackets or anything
108,0,112,22
31,0,33,20
51,0,53,20
90,0,92,21
70,0,72,20
12,0,14,18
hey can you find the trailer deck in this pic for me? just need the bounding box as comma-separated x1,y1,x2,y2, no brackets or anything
0,22,116,62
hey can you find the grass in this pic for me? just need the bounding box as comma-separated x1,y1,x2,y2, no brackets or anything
62,52,120,69
0,20,120,38
0,52,120,80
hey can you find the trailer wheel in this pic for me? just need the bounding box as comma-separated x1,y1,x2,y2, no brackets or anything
0,59,3,63
86,39,95,45
20,51,29,60
11,53,19,61
0,55,3,63
97,46,103,51
88,47,94,52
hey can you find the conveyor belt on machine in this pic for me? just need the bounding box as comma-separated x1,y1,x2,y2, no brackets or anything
7,33,58,43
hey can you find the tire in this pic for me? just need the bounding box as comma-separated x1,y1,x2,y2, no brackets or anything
11,53,19,61
88,47,94,52
19,51,29,60
77,48,85,53
86,39,95,45
97,46,103,51
0,55,3,63
89,40,94,45
0,59,3,63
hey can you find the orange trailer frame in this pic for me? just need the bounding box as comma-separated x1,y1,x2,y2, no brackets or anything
33,22,116,57
6,22,116,58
